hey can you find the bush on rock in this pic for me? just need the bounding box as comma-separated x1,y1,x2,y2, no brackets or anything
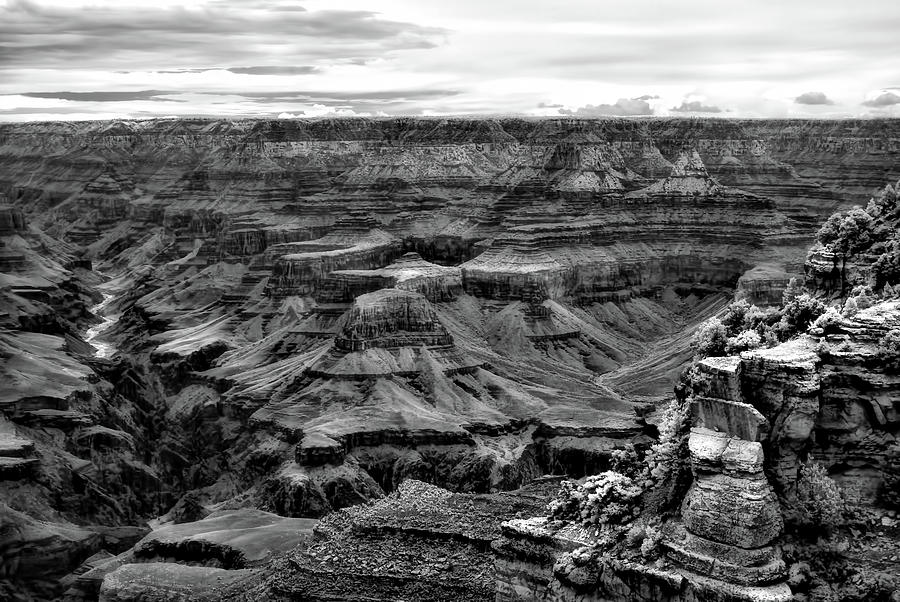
549,471,643,528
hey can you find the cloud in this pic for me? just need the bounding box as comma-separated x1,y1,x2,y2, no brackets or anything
239,88,461,104
862,92,900,107
794,91,834,105
2,0,899,120
144,66,320,75
226,66,320,76
14,87,459,106
559,98,653,117
670,100,722,113
20,90,182,102
538,102,564,108
0,1,447,71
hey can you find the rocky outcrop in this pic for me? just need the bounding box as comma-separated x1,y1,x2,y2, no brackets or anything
0,431,39,480
493,517,793,602
492,352,795,602
130,509,316,568
631,150,721,196
0,203,27,234
0,503,103,600
662,390,787,588
735,265,794,307
690,301,900,508
335,288,453,351
251,479,555,601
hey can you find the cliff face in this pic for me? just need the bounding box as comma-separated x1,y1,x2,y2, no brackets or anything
738,305,900,507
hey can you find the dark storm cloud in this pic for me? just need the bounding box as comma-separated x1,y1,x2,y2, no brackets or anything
20,90,183,102
0,1,446,70
862,92,900,107
671,100,722,113
559,98,653,117
794,91,834,105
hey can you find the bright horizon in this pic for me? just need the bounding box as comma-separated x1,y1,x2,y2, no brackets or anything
1,0,899,122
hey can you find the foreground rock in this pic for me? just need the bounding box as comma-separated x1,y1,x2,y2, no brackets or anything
245,479,559,601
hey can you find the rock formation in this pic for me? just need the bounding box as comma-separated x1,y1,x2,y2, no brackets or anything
662,357,788,592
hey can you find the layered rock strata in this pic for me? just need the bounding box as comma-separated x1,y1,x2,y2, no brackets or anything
462,151,802,301
264,216,402,297
316,252,461,303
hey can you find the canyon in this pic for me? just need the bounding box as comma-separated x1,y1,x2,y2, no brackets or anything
0,117,898,601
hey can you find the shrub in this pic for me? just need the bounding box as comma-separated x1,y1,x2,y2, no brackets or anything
742,304,773,331
848,285,876,310
782,277,803,305
721,299,751,332
640,524,664,559
548,471,643,527
796,460,844,532
873,240,900,288
643,398,693,515
810,306,842,334
816,207,876,256
816,214,843,249
842,297,859,317
879,183,898,210
780,293,827,337
610,447,642,479
726,329,762,354
646,399,691,484
866,197,882,218
692,317,727,357
675,363,709,402
878,329,900,357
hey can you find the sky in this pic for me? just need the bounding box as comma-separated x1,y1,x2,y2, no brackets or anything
1,0,899,121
